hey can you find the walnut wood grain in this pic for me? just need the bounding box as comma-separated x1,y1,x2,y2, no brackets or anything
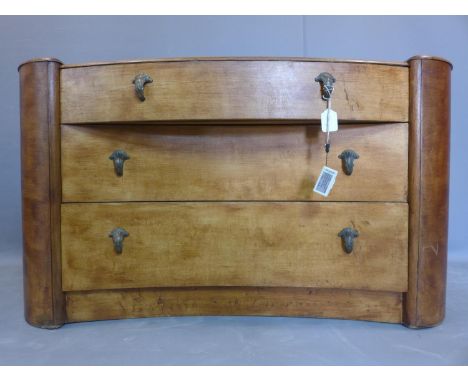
405,57,451,328
65,287,403,324
61,123,408,202
60,61,409,123
61,202,408,292
19,59,65,328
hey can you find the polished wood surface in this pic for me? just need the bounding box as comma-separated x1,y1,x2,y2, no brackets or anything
66,287,403,324
19,56,452,328
18,57,63,71
61,202,408,292
61,61,409,123
406,57,451,328
19,59,65,328
61,123,408,202
60,56,410,69
407,55,453,69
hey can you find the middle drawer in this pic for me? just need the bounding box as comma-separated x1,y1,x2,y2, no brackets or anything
61,123,407,202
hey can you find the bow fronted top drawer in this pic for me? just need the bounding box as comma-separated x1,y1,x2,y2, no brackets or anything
60,59,409,123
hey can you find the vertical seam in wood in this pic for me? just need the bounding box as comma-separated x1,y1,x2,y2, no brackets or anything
47,62,58,324
415,59,424,326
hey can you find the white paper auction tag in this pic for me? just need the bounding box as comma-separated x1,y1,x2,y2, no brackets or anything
313,166,338,197
321,109,338,132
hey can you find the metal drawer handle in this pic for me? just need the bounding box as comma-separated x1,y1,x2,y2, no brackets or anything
109,227,129,255
109,149,129,177
338,149,359,176
315,72,336,100
338,227,359,254
133,73,153,101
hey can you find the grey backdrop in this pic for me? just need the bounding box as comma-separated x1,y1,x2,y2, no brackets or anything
1,15,468,367
0,16,467,257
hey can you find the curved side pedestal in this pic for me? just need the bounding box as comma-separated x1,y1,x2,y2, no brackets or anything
20,59,65,328
405,57,451,328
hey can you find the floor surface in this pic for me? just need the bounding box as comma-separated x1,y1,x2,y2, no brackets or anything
0,250,467,365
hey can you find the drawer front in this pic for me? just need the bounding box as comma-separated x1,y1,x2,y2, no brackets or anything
61,123,408,202
61,61,408,123
61,202,408,292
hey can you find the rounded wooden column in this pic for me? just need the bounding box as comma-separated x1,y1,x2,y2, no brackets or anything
405,56,452,328
19,58,65,328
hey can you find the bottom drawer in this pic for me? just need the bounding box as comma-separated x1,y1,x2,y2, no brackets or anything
61,202,408,292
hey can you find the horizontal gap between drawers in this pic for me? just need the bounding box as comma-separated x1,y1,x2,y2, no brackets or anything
64,120,409,127
64,285,404,296
61,200,409,204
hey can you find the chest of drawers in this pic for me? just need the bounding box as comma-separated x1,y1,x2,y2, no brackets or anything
19,56,451,328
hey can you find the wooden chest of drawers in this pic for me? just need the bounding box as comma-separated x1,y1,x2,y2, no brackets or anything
19,56,451,328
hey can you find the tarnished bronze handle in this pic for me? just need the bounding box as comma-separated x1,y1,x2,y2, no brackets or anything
109,227,129,255
338,227,359,254
338,149,359,176
109,149,129,177
133,73,153,101
315,72,336,100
